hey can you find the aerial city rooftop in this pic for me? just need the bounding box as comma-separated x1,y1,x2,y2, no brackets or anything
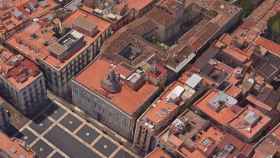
0,0,280,158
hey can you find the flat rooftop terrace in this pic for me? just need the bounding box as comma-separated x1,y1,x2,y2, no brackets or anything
7,9,111,70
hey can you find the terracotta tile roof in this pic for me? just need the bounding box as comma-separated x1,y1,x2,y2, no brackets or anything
0,8,27,38
140,70,206,128
273,125,280,140
0,46,41,90
216,133,253,157
0,0,58,36
196,127,224,157
253,123,280,158
17,0,58,18
233,0,280,43
7,9,111,70
246,95,273,112
225,85,242,97
74,58,159,115
255,36,280,57
159,110,210,157
127,0,154,11
222,47,250,63
144,100,178,125
101,0,241,73
0,132,35,158
229,106,271,140
194,89,244,125
145,148,172,158
195,126,252,157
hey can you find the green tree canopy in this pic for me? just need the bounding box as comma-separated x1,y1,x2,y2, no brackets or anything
268,12,280,43
239,0,253,18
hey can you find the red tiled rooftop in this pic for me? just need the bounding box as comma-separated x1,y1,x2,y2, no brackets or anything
145,148,172,158
233,0,280,43
253,123,280,158
0,8,27,37
217,34,253,58
246,95,273,112
101,0,241,73
196,127,224,156
7,9,111,70
74,58,159,115
194,89,244,125
63,9,111,33
255,36,280,57
218,133,253,157
142,73,200,126
229,105,271,140
222,46,250,63
179,148,206,158
0,46,41,90
273,125,280,140
144,100,177,125
0,132,35,158
127,0,154,11
225,86,242,98
159,110,210,158
17,0,58,18
203,60,240,86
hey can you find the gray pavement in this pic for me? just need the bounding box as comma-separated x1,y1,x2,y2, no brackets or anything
17,100,139,158
45,125,101,158
114,150,136,158
93,137,118,157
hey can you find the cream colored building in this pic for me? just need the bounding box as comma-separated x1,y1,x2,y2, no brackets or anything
0,46,47,116
6,9,112,97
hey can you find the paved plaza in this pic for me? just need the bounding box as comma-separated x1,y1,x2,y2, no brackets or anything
17,101,138,158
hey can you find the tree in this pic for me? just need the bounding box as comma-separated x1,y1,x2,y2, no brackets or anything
239,0,253,18
267,12,280,44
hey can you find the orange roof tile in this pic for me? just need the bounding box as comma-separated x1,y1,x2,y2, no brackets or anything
196,127,224,156
167,134,184,148
127,0,154,11
229,106,271,140
225,86,242,98
223,47,250,63
179,147,206,158
273,125,280,140
253,123,280,158
255,36,280,57
0,46,41,90
0,8,27,37
246,95,272,112
74,58,159,115
18,0,58,18
144,100,177,125
145,148,172,158
142,78,198,127
7,9,111,70
194,89,244,125
0,132,35,158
